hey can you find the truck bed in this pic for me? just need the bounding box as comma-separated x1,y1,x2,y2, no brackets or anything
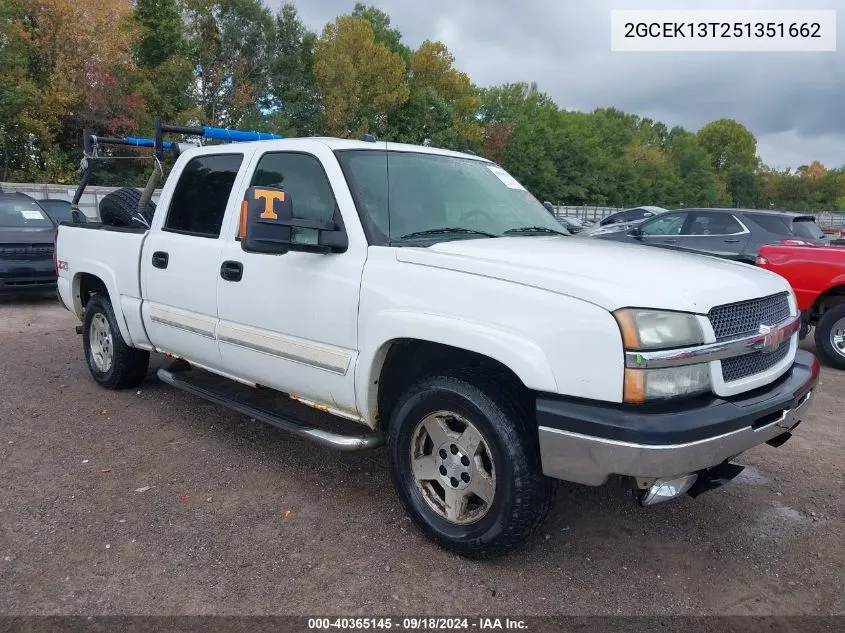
56,223,148,300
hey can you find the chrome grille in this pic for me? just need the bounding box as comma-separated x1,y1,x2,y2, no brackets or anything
721,341,791,382
708,292,790,341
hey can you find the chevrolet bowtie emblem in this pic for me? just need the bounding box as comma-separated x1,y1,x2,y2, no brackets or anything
759,323,785,353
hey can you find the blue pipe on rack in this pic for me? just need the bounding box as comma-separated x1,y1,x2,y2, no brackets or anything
201,127,283,142
123,137,175,148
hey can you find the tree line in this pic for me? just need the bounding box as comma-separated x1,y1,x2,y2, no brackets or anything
1,0,843,211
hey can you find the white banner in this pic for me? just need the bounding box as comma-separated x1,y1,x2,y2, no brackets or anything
611,10,836,52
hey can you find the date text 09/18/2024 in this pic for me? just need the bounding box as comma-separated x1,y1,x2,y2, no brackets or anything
307,618,528,630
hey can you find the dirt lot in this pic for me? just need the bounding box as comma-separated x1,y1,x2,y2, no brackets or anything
0,294,843,616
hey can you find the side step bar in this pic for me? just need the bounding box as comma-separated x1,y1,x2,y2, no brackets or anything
156,368,385,452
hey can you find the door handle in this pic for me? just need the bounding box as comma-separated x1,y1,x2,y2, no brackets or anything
220,260,243,282
152,251,169,269
724,238,741,243
663,238,678,243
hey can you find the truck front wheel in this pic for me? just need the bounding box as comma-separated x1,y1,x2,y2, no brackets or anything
82,294,150,389
387,371,553,559
814,303,845,370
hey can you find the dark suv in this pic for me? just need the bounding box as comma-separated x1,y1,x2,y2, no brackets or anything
0,193,58,292
595,208,829,262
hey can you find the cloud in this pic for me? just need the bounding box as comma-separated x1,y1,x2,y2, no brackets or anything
273,0,845,169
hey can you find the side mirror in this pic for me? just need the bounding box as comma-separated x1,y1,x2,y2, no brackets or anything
239,186,347,255
629,226,642,237
543,201,555,215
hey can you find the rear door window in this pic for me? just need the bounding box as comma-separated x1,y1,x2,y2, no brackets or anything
685,212,745,235
164,154,244,238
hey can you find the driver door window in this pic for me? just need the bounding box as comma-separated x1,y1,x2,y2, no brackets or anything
639,213,686,236
249,152,338,244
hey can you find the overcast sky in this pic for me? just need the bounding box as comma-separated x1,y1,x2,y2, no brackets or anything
277,0,844,170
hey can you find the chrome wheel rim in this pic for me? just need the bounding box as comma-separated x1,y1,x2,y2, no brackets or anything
89,313,114,373
831,317,845,358
409,411,496,525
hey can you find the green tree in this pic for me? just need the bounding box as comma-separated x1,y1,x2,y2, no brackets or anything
0,0,44,180
388,40,482,149
267,3,321,135
184,0,275,127
697,118,758,175
666,130,723,207
133,0,196,124
478,83,564,201
134,0,183,68
313,16,409,137
728,166,758,207
350,3,412,66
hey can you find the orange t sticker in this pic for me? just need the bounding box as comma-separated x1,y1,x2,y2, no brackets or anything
254,189,285,220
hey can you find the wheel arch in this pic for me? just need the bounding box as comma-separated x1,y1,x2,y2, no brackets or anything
809,282,845,322
356,314,558,430
72,269,133,344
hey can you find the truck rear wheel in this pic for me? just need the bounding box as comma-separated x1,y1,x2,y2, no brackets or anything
99,187,155,228
387,371,553,559
814,303,845,370
82,294,150,389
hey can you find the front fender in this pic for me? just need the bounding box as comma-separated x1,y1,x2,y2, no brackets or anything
355,310,559,427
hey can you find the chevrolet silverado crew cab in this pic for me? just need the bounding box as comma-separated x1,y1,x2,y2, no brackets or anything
56,133,819,558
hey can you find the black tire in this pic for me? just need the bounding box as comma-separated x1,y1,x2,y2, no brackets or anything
99,187,155,228
814,303,845,370
387,370,554,559
82,294,150,389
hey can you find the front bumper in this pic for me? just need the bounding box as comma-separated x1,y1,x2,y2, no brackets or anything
537,350,820,486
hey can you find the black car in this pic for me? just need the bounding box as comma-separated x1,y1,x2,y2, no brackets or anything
595,207,829,262
0,193,58,292
38,198,88,225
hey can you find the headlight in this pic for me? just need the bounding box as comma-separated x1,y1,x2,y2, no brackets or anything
613,308,704,350
614,308,710,403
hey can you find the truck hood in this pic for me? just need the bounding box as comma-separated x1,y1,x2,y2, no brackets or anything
395,236,790,313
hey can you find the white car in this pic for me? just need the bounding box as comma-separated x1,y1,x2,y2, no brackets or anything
56,138,818,558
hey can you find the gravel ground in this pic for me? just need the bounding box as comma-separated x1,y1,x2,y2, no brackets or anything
0,294,843,616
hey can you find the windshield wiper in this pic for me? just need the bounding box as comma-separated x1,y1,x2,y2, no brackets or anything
503,226,569,236
398,227,499,240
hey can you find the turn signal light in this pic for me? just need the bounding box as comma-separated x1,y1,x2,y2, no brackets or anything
623,368,646,404
238,199,248,240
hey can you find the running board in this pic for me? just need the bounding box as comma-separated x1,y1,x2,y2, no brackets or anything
156,368,385,452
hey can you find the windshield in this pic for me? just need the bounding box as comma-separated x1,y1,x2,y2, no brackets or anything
338,150,563,243
0,198,55,228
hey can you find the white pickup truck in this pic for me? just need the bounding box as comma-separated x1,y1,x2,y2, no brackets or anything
56,137,819,558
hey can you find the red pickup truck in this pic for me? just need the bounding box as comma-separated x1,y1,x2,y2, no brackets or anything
757,244,845,368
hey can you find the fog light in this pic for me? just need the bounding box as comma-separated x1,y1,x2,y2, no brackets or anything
639,474,698,506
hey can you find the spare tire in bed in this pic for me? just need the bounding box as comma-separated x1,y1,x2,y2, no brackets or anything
99,187,156,228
